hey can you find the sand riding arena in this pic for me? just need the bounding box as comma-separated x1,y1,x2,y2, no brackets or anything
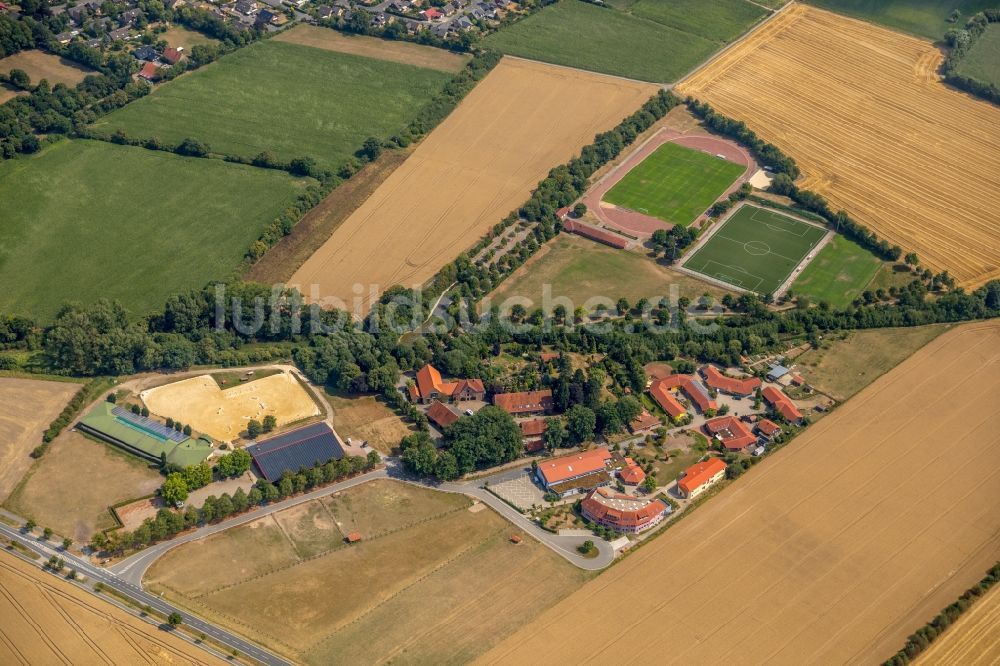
582,129,755,239
140,371,320,442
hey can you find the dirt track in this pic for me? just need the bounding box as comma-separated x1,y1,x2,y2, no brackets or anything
290,57,657,313
480,321,1000,664
0,553,224,665
677,4,1000,289
916,583,1000,665
0,378,78,503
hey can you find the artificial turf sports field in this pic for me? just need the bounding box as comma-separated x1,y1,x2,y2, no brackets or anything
0,140,308,320
682,204,827,294
90,40,452,169
602,142,745,226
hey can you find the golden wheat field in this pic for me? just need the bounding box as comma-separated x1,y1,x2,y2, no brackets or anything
290,57,657,312
916,584,1000,665
678,4,1000,289
481,321,1000,665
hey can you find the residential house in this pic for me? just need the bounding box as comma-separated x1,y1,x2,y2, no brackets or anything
762,386,803,424
235,0,258,15
161,47,183,65
421,7,442,20
106,27,133,42
701,364,761,397
519,418,546,453
629,410,661,435
677,458,727,499
581,487,669,534
493,389,553,416
704,416,756,453
619,461,646,486
315,5,335,18
453,15,472,30
131,45,158,61
756,419,781,441
430,22,450,37
55,31,77,45
137,61,159,81
119,8,142,25
441,1,458,15
536,447,613,497
410,364,484,404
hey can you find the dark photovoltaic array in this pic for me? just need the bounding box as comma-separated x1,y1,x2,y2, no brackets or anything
247,422,345,481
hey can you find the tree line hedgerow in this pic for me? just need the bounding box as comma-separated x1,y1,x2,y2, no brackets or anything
941,9,1000,106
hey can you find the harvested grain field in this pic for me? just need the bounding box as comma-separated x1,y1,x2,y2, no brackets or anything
273,24,469,72
482,321,1000,664
291,57,657,312
916,582,1000,665
146,480,587,664
0,50,94,87
0,377,79,502
140,371,319,442
678,4,1000,289
0,553,225,665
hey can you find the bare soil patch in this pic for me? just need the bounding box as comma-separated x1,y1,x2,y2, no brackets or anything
273,24,469,72
678,4,1000,289
140,371,319,442
0,50,94,86
0,82,24,104
114,497,159,531
0,553,226,665
482,321,1000,664
325,392,415,454
4,430,162,543
246,149,410,284
291,57,658,313
0,377,79,502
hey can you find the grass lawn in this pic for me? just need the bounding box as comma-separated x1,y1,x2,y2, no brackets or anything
682,204,827,295
325,391,415,455
0,50,95,87
0,140,308,321
868,262,921,292
629,0,767,42
159,24,219,50
4,430,162,543
805,0,997,39
487,234,734,312
603,142,746,226
794,323,954,400
958,23,1000,87
145,479,588,664
790,235,881,308
91,40,452,169
482,1,719,82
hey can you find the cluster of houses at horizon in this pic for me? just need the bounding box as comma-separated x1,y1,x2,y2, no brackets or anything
406,357,808,534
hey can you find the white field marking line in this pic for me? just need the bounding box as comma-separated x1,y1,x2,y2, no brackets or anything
711,234,800,264
700,259,765,292
748,209,812,237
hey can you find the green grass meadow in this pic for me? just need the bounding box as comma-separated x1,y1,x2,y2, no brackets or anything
805,0,998,39
603,142,745,226
682,205,827,295
91,40,451,169
482,1,722,82
958,23,1000,87
0,140,309,320
628,0,767,42
789,235,881,308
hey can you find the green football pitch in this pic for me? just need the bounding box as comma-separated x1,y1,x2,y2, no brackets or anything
602,142,745,226
682,204,827,295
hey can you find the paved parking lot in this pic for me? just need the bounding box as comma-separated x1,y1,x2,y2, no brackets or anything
489,471,547,511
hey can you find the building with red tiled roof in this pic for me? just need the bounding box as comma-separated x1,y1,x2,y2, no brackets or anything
520,418,547,453
649,380,687,419
619,463,646,485
580,487,669,533
704,416,756,453
426,400,460,430
756,419,781,439
677,458,727,499
493,389,553,416
762,386,803,424
539,352,560,363
701,365,761,396
629,410,661,434
161,47,183,65
137,61,159,80
536,447,612,496
649,374,716,418
421,7,442,19
411,364,484,404
562,219,629,249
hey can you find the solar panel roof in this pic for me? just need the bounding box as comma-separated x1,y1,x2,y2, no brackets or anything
246,422,344,482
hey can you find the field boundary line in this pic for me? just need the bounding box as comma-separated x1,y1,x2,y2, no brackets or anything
502,54,669,89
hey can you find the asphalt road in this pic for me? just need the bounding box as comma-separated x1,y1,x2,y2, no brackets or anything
0,519,289,666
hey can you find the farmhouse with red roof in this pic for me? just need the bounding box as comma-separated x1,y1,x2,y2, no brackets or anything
677,458,727,499
756,418,781,440
580,487,669,533
701,364,761,396
426,400,460,430
410,364,484,404
704,415,756,453
493,389,553,416
629,409,661,434
762,386,803,424
519,418,547,453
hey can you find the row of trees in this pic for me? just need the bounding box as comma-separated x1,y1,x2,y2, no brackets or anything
941,10,1000,105
96,452,380,555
